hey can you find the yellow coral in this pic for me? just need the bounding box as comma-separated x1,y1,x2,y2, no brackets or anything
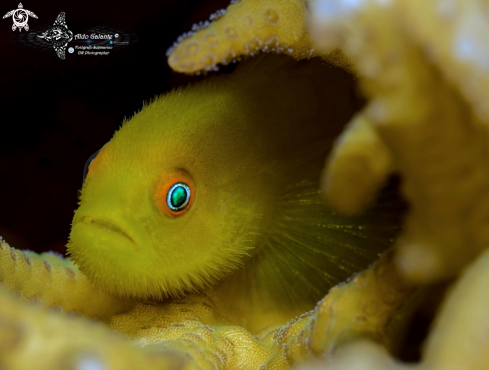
0,241,135,321
109,250,411,369
310,0,489,284
298,247,489,370
0,247,412,369
167,0,352,73
0,289,185,370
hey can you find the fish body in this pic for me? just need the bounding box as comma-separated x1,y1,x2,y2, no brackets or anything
68,55,401,332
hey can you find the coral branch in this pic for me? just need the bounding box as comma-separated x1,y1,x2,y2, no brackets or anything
0,289,186,370
109,252,412,369
310,0,489,283
166,0,352,73
0,241,135,321
322,112,394,215
297,247,489,370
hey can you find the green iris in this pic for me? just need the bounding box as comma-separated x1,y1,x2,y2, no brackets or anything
167,183,190,211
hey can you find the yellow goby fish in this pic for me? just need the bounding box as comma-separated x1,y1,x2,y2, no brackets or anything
68,55,402,333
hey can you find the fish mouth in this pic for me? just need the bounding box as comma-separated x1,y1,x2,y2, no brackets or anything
81,215,136,246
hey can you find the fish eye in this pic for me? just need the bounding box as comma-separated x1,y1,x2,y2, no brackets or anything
82,148,102,185
154,169,195,218
82,142,109,185
167,183,191,211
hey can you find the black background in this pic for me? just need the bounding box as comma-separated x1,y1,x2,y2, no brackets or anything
0,0,230,255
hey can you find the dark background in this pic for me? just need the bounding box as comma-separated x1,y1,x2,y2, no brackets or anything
0,0,230,255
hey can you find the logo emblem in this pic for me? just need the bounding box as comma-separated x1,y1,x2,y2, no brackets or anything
37,12,73,60
2,3,37,32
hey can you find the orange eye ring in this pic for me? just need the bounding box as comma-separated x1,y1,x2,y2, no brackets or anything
154,169,195,218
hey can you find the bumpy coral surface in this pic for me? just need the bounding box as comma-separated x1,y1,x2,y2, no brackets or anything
297,246,489,370
166,0,352,73
311,0,489,285
0,240,411,369
0,288,185,370
0,241,135,321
